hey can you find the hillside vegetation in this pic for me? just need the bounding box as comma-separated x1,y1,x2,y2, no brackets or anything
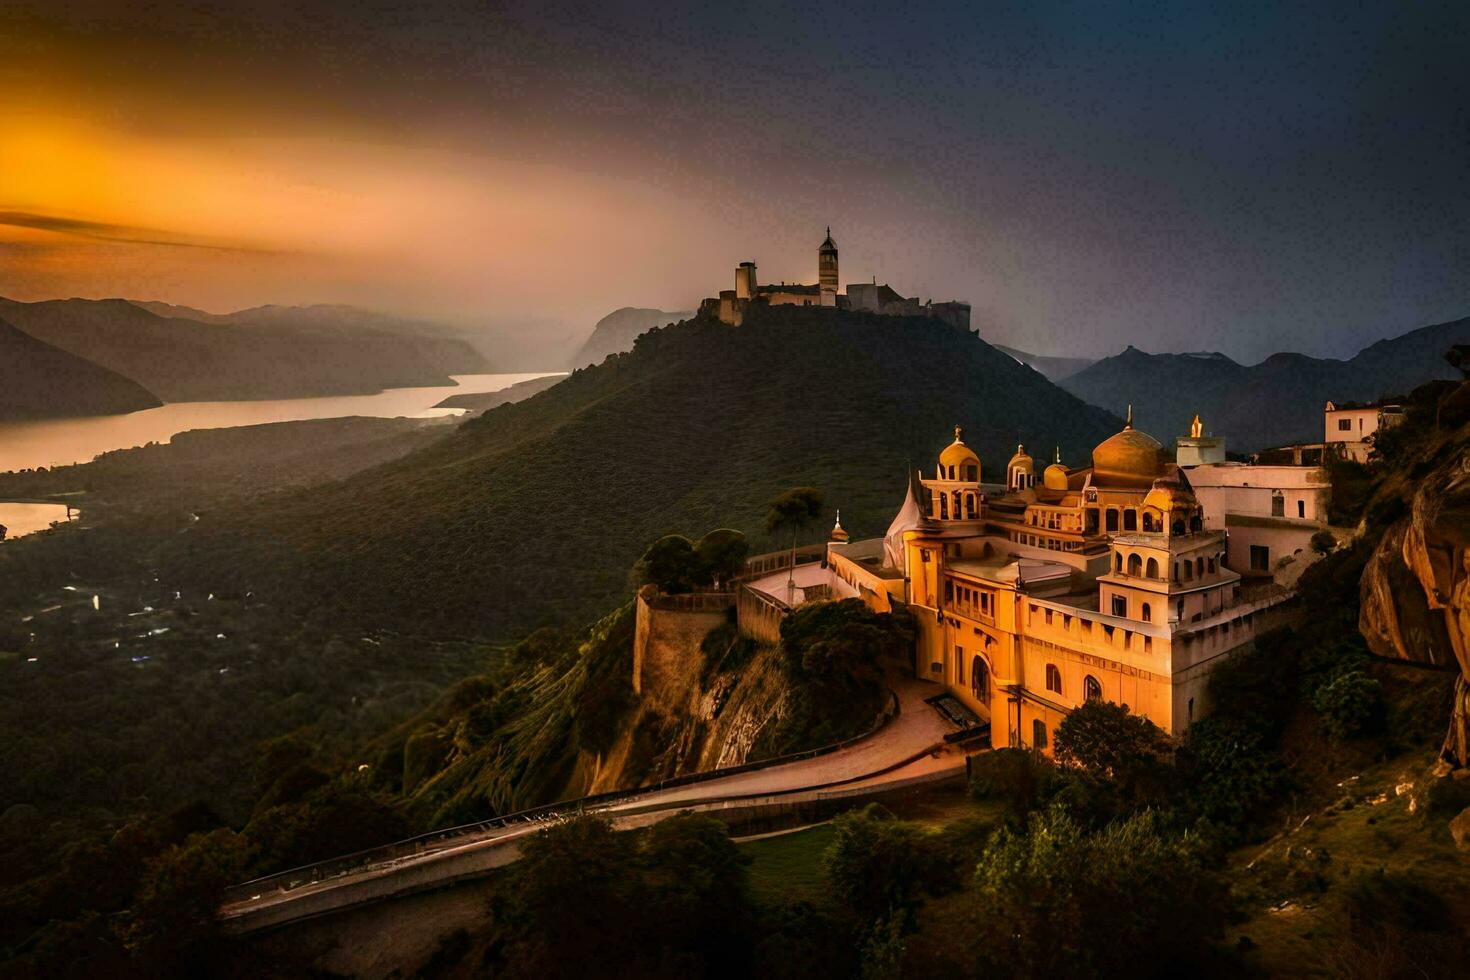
0,316,161,421
176,307,1122,640
1060,316,1470,450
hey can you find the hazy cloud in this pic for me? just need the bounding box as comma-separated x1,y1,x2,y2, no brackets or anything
0,211,280,253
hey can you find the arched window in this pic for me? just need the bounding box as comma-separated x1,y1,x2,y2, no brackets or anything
1142,512,1156,532
971,655,990,705
1123,509,1138,531
1141,602,1152,623
1196,556,1205,577
966,494,977,519
1114,552,1123,573
939,494,948,519
1105,509,1119,532
1045,663,1062,694
1146,557,1159,578
1084,675,1102,701
1182,561,1194,581
1207,557,1216,573
1127,553,1143,576
1172,518,1186,535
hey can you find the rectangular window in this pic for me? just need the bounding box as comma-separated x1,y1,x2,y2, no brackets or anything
1032,719,1048,750
1250,545,1270,571
1337,418,1352,431
1044,609,1054,625
955,646,964,683
1271,495,1285,517
1111,595,1127,616
1297,500,1306,518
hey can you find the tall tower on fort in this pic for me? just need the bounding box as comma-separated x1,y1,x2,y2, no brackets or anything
818,228,838,306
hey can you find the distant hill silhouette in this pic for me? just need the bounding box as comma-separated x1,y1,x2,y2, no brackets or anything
1058,317,1470,451
0,316,162,422
133,300,493,378
0,297,489,403
570,307,693,368
179,306,1121,640
994,344,1095,382
432,374,566,414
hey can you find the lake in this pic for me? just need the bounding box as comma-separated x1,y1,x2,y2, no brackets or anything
0,502,77,540
0,373,562,473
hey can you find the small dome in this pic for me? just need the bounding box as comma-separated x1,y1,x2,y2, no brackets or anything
830,510,850,543
939,425,981,475
1142,471,1198,516
1091,412,1166,485
1042,448,1070,491
1007,443,1034,473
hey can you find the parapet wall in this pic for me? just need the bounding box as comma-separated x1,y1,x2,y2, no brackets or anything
633,588,733,703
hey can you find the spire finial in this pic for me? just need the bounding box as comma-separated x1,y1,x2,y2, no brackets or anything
1055,446,1061,464
1125,403,1133,428
954,424,963,442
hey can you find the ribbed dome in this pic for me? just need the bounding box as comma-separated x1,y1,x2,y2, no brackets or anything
1091,423,1166,484
1142,470,1197,514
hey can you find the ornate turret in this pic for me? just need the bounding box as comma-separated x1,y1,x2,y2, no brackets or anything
1006,443,1035,491
818,227,839,307
938,425,981,482
830,510,850,543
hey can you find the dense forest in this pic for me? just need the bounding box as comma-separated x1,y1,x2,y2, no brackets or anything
172,307,1122,641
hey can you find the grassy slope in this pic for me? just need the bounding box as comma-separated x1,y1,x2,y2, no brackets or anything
178,307,1121,641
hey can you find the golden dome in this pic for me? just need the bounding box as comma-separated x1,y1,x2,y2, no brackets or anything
939,425,980,476
1042,447,1070,491
1091,414,1166,485
830,510,850,542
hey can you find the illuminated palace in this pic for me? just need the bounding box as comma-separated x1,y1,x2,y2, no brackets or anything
698,229,972,330
826,415,1292,752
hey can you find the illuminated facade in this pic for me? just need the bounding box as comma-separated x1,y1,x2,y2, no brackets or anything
828,416,1290,752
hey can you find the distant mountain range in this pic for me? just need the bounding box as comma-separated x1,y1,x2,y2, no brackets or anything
1058,316,1470,451
0,297,493,409
570,307,693,368
994,344,1095,382
178,305,1122,640
0,316,162,422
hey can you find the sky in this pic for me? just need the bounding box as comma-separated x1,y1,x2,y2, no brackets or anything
1,1,1466,364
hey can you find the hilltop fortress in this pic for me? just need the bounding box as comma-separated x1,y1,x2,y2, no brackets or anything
698,229,972,330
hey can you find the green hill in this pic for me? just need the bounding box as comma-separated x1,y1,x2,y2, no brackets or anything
0,316,161,421
177,306,1120,640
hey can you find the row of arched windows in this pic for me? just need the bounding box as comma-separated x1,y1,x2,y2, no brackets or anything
1044,663,1103,703
936,489,979,520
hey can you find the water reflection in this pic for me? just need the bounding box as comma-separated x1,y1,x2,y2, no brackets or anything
0,502,76,540
0,373,561,472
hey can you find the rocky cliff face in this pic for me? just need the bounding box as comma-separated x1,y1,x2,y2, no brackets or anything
1359,388,1470,768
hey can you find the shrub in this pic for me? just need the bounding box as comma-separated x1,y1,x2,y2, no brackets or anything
1313,669,1386,740
1310,528,1337,554
824,805,951,930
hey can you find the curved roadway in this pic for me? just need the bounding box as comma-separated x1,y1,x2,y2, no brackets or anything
221,676,968,932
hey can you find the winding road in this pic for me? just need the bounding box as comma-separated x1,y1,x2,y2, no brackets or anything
220,676,972,933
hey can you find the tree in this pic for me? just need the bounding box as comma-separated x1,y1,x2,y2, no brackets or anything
1052,700,1173,806
824,805,951,931
968,808,1229,977
765,487,824,604
633,534,700,593
123,828,255,964
695,528,749,590
1313,669,1386,740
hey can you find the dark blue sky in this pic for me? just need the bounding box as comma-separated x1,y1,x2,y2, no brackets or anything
4,1,1466,361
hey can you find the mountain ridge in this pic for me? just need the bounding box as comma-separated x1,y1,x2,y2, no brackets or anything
1059,316,1469,450
0,296,490,403
0,316,163,422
